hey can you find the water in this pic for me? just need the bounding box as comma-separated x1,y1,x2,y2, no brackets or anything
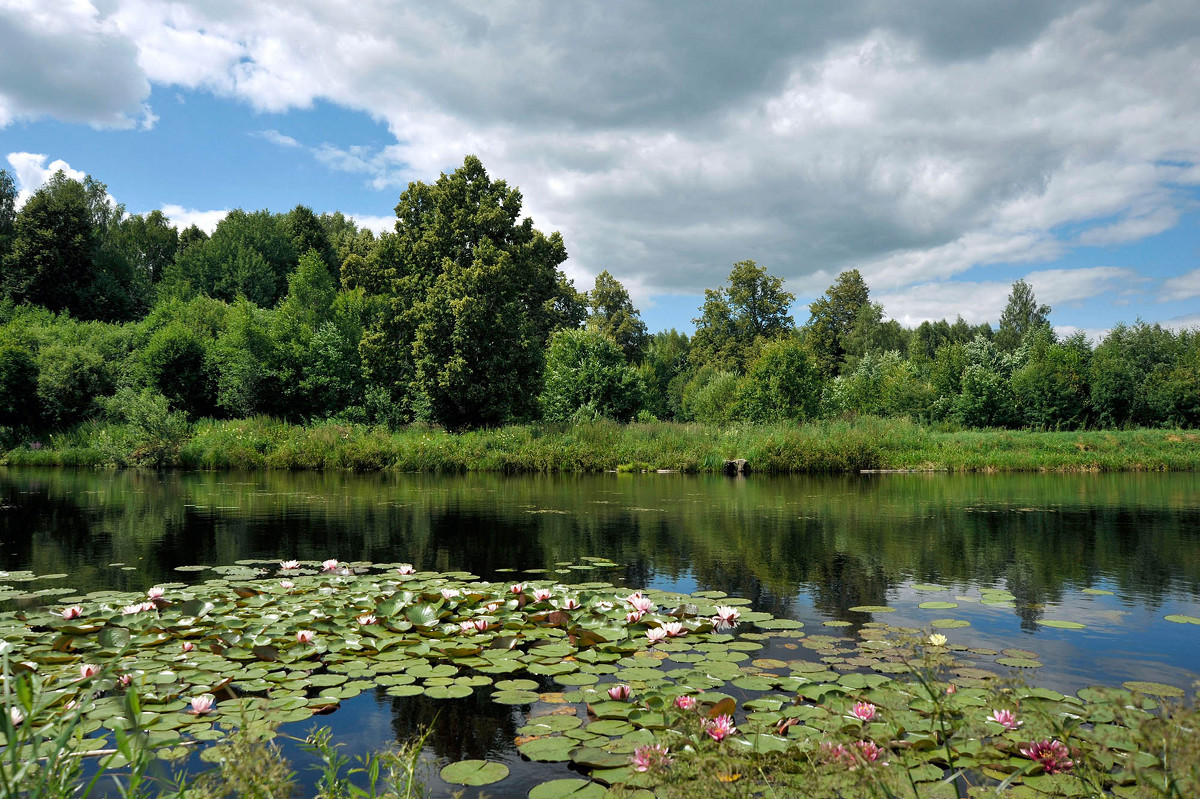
2,468,1199,794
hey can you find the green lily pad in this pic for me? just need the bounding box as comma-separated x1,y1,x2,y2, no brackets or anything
1038,620,1086,629
1164,614,1200,625
440,759,509,786
918,602,959,610
1122,681,1184,698
931,618,970,629
848,606,895,613
528,778,607,799
911,584,949,592
518,736,577,762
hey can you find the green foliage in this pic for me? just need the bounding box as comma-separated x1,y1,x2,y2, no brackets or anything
588,270,647,362
1012,329,1092,429
141,322,216,419
36,341,112,427
165,209,297,306
996,278,1051,352
691,260,794,371
682,368,742,425
738,337,822,422
212,299,277,417
640,329,691,421
360,156,571,429
954,336,1025,428
806,269,870,377
1090,322,1185,428
0,342,38,426
100,387,191,467
825,350,932,419
540,328,645,423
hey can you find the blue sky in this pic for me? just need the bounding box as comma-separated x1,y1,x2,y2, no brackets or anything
2,1,1198,338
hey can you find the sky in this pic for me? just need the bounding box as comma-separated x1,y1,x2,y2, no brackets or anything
1,0,1198,339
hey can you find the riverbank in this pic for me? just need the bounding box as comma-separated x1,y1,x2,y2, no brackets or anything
3,416,1198,473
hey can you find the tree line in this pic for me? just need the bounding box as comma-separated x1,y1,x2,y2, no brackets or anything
0,156,1197,437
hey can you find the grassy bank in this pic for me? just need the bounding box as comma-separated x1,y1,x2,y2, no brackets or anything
3,416,1199,473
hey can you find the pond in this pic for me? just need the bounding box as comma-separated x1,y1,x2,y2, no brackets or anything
2,468,1199,796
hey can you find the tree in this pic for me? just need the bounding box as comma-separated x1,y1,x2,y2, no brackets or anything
140,322,216,419
806,269,870,377
996,279,1051,351
0,342,38,426
691,260,794,370
358,156,571,429
540,328,644,422
588,270,647,362
738,337,823,422
285,205,337,279
640,329,691,420
1011,328,1091,428
0,169,15,262
164,209,297,306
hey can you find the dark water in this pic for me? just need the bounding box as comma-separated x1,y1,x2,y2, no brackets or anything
2,468,1199,795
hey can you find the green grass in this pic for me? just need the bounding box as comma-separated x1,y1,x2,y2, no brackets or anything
4,416,1199,473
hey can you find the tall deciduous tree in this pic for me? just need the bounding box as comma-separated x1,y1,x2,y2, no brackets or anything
588,270,647,362
0,169,16,262
691,260,794,370
806,269,870,377
359,156,571,429
996,279,1051,351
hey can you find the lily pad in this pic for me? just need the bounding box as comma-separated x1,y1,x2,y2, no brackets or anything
1164,614,1200,625
1038,619,1086,629
440,759,509,786
528,779,607,799
518,736,577,762
1122,681,1184,698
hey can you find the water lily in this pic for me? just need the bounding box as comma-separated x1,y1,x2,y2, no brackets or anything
629,743,672,772
628,595,655,613
279,580,295,590
510,583,525,594
79,663,100,679
357,614,378,626
714,605,740,623
988,709,1022,730
280,560,300,570
296,630,315,644
484,602,500,613
119,673,132,687
321,559,339,572
705,714,737,742
459,620,476,633
532,587,553,602
646,627,668,644
181,642,194,653
946,683,957,695
440,588,460,600
625,610,645,624
674,695,697,711
847,702,877,722
396,563,416,575
187,694,216,715
608,684,632,701
1020,739,1074,774
9,707,23,726
928,633,947,646
855,740,885,763
661,621,685,637
472,618,489,631
561,596,580,610
121,602,148,615
594,600,614,611
60,606,83,620
147,586,165,600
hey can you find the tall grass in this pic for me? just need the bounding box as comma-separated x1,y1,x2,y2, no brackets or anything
4,416,1199,473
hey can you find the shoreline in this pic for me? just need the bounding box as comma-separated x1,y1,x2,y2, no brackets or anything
3,416,1199,474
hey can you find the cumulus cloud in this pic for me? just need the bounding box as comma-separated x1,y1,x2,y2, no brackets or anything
876,266,1141,327
1160,268,1200,301
3,0,1200,307
6,151,87,206
160,204,228,233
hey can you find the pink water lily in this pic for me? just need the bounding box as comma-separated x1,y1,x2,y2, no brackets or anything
1020,739,1073,774
855,740,884,763
608,684,632,701
661,621,685,637
61,606,83,620
460,620,476,633
625,610,645,624
714,605,741,623
646,627,668,644
532,587,553,602
847,702,877,722
280,560,300,570
472,618,489,631
396,563,416,575
357,614,378,626
79,663,100,679
279,580,295,590
147,586,165,600
119,673,132,687
628,595,655,613
561,596,580,610
321,559,339,572
296,630,315,644
187,694,216,715
946,684,957,695
988,709,1022,730
121,602,152,615
705,714,737,742
629,743,672,772
510,583,525,594
674,695,697,711
440,588,460,600
484,602,500,613
181,642,194,653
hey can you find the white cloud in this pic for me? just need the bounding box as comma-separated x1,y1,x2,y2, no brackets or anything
1160,312,1200,331
341,213,393,235
1160,268,1200,301
6,151,87,206
3,0,1200,307
252,129,300,148
160,204,228,233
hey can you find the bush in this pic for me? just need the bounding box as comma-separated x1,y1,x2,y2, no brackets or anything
141,322,216,419
0,342,38,426
100,387,191,467
738,337,822,422
35,342,111,426
540,328,645,423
